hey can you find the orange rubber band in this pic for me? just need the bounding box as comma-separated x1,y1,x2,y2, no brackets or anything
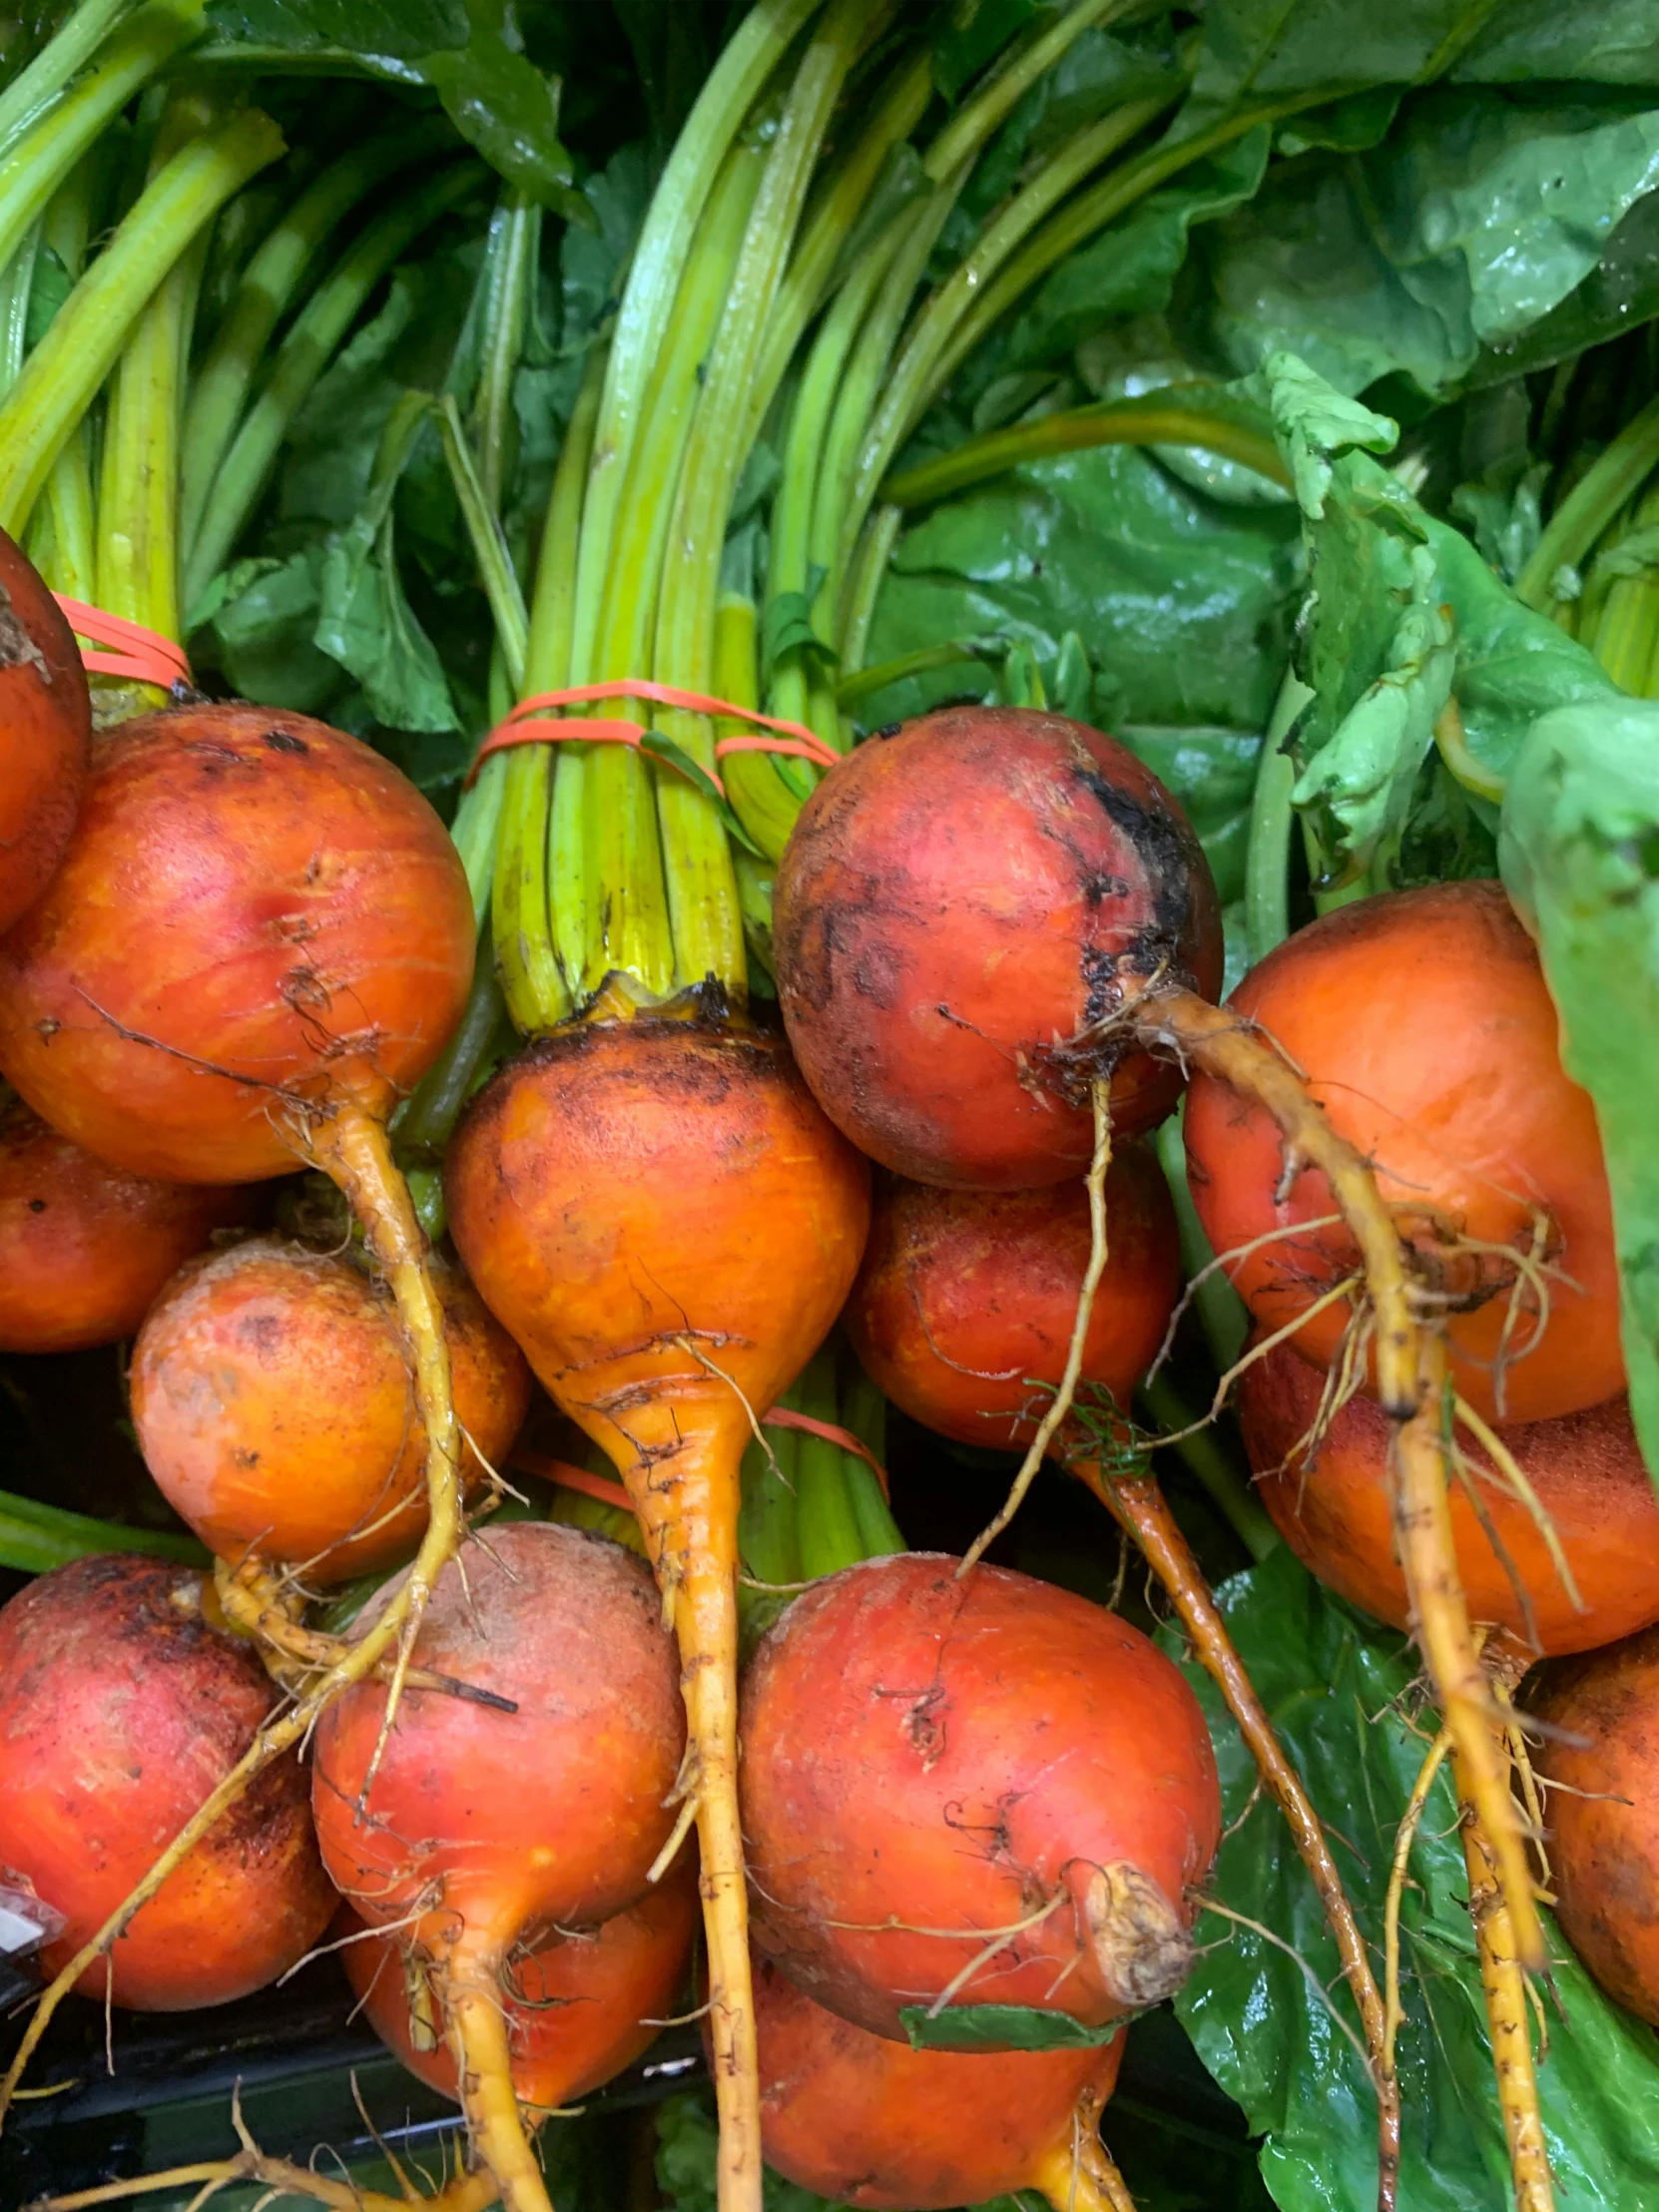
53,596,192,689
512,1411,890,1517
763,1407,892,1502
464,679,842,795
508,1449,636,1516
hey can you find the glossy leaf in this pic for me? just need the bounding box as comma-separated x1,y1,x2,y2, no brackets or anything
1171,1545,1659,2210
900,2003,1126,2052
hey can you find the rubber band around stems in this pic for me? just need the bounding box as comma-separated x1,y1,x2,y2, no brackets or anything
53,595,192,689
511,1411,890,1520
464,679,842,799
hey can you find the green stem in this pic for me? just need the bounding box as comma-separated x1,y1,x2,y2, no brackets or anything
844,95,1174,563
881,392,1290,509
838,502,901,673
652,0,879,999
1154,1110,1248,1377
0,0,139,158
0,104,283,542
836,638,1000,704
0,221,38,396
578,132,768,1005
437,393,528,688
0,1488,207,1575
24,163,97,596
468,188,539,519
181,118,454,565
1135,1372,1278,1565
491,343,607,1032
183,158,478,613
0,1,203,278
1516,391,1659,613
554,0,824,695
393,943,507,1162
1244,666,1314,965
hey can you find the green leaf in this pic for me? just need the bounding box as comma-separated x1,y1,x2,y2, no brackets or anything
1454,0,1659,85
1193,89,1659,399
1006,128,1272,369
935,0,1040,107
1500,697,1659,1477
638,734,768,860
197,550,347,717
900,2002,1126,2052
1184,0,1515,115
862,438,1302,740
419,1,580,218
22,241,68,348
314,504,460,734
1170,1546,1659,2209
202,0,468,62
761,580,835,683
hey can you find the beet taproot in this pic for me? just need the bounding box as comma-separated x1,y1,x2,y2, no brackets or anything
132,1235,531,1581
345,1856,698,2109
312,1521,685,2212
445,1013,869,2188
1184,881,1620,1425
740,1552,1220,2040
773,707,1222,1187
1239,1338,1659,1659
0,1554,333,2009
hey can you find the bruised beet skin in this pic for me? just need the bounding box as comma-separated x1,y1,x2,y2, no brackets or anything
0,1090,252,1354
751,1955,1125,2210
0,1555,334,2008
132,1235,531,1580
1239,1340,1659,1660
1533,1629,1659,2023
0,705,473,1184
773,708,1222,1188
845,1145,1180,1449
344,1856,699,2108
740,1553,1220,2039
0,530,91,935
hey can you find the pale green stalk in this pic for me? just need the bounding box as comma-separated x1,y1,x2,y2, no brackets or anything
558,0,825,693
653,0,882,997
25,166,98,598
436,393,529,689
0,106,283,540
469,188,540,518
1245,667,1315,963
181,119,455,561
0,223,38,396
0,2,202,276
0,0,141,158
578,136,767,1001
184,160,478,610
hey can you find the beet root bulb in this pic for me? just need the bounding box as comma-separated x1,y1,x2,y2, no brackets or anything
740,1552,1220,2039
0,1555,334,2008
132,1235,531,1581
774,707,1222,1188
0,527,91,936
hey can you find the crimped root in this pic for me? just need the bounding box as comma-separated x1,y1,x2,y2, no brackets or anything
1078,1458,1398,2212
440,1948,554,2212
0,1106,469,2131
1031,2088,1138,2212
1455,1744,1556,2212
1126,985,1542,1971
626,1441,761,2212
29,2084,504,2212
304,1101,465,1769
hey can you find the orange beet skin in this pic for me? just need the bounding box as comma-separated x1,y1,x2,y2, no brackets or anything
345,1858,698,2108
312,1522,685,1955
774,707,1222,1188
132,1235,531,1580
753,1958,1125,2210
1533,1628,1659,2024
0,527,91,934
846,1146,1179,1449
0,1091,251,1354
741,1553,1220,2040
1239,1339,1659,1659
0,705,473,1184
0,1555,333,2009
1184,881,1620,1423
